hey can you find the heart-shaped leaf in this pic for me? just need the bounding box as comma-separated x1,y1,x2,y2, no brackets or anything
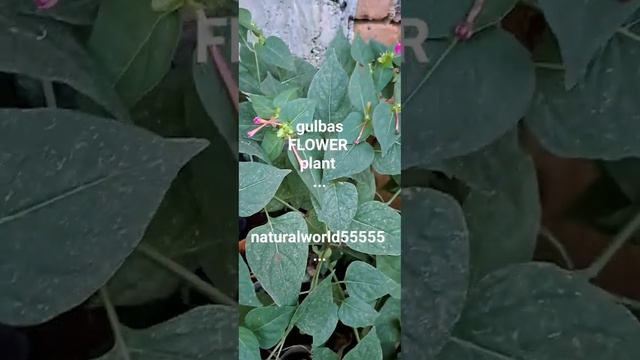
347,202,400,256
293,277,338,347
239,162,290,217
536,0,640,88
0,15,128,120
344,261,398,301
338,296,379,328
403,187,469,359
315,181,358,231
343,327,383,360
245,305,296,349
98,305,237,359
0,108,206,326
245,212,309,306
308,50,351,124
439,263,640,359
404,28,534,167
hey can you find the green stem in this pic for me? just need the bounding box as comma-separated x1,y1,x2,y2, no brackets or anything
618,27,640,42
385,189,402,205
534,62,565,71
137,243,236,306
42,80,57,108
353,328,361,343
540,226,574,270
405,38,458,105
100,288,131,360
580,210,640,279
273,196,302,213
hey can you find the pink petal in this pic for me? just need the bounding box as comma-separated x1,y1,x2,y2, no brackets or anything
36,0,58,10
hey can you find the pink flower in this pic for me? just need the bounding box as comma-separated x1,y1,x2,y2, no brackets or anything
35,0,58,10
394,42,402,56
354,124,367,144
247,117,278,138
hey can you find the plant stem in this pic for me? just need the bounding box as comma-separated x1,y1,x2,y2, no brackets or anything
353,328,361,343
42,80,57,108
534,62,565,71
137,243,236,306
273,196,302,213
405,38,458,105
618,27,640,42
385,189,402,205
99,288,131,360
580,210,640,279
539,226,574,270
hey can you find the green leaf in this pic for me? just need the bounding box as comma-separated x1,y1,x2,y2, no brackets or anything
439,263,640,360
273,88,300,108
280,98,317,126
373,65,394,92
261,130,285,162
377,256,400,289
343,328,383,360
436,131,540,282
328,30,355,72
375,298,401,359
245,305,296,349
351,33,375,65
403,187,469,359
339,296,379,328
257,36,296,71
249,94,276,119
261,73,288,97
98,306,237,359
307,51,351,124
340,112,367,144
184,80,239,299
372,102,399,156
294,277,339,347
527,31,640,160
89,0,180,106
245,212,309,306
373,141,401,176
0,108,206,326
323,142,375,182
240,138,270,164
348,202,401,256
288,132,325,202
352,170,376,204
404,29,534,167
349,64,378,112
344,261,398,301
193,48,237,153
537,0,640,88
240,327,262,360
240,255,262,307
0,15,128,120
316,182,358,231
313,347,339,360
239,162,290,217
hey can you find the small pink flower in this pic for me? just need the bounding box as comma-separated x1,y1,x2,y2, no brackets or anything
455,22,473,41
394,42,402,56
247,117,279,138
35,0,58,10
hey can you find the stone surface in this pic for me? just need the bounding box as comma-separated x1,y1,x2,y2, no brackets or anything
241,0,357,66
355,22,401,45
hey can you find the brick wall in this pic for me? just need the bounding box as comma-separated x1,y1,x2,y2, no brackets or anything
354,0,400,45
